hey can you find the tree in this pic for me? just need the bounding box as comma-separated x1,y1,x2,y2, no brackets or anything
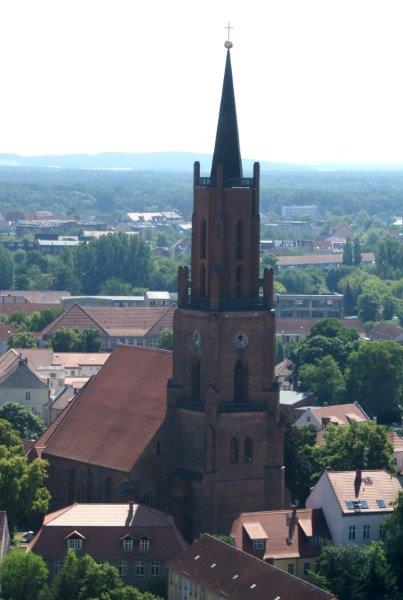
353,237,362,266
357,291,381,322
29,308,64,332
343,237,353,266
157,329,173,350
8,311,30,327
100,277,135,296
0,402,45,440
0,419,50,531
49,327,82,352
284,424,318,505
80,328,102,352
299,355,346,405
0,246,14,288
384,491,403,591
376,236,403,279
382,294,398,321
346,340,402,423
311,543,397,600
0,548,48,600
7,329,36,349
343,282,355,316
325,265,352,292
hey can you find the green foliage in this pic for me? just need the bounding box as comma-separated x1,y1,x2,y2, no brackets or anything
48,328,102,352
357,290,382,322
261,253,278,274
376,236,403,279
346,340,403,423
7,329,36,348
210,533,235,546
277,268,327,294
343,282,356,315
311,542,397,600
0,548,49,600
0,402,45,440
299,355,346,405
384,491,403,591
343,237,353,266
0,419,50,531
157,329,173,350
29,308,64,332
284,421,395,504
99,277,137,296
353,237,362,266
47,550,163,600
0,246,14,288
8,311,30,327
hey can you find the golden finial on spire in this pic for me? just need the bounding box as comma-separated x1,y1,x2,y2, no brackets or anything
224,21,233,49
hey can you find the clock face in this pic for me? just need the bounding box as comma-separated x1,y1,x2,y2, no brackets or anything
234,331,248,349
192,329,202,348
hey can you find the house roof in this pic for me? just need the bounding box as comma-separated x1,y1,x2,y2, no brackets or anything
231,509,330,561
323,469,401,514
277,253,374,267
37,345,172,472
169,534,335,600
0,290,69,303
13,348,54,369
30,503,187,559
0,303,60,316
368,322,403,343
42,303,175,338
274,358,293,378
50,385,76,412
276,317,365,336
0,323,16,340
309,403,369,426
52,352,110,369
0,349,48,389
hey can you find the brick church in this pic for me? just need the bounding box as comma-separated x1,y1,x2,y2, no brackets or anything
32,45,285,540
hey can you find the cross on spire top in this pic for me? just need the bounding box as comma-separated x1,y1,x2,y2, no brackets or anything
224,22,233,49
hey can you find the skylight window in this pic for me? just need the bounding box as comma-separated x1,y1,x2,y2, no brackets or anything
345,500,369,510
210,563,216,569
250,583,257,589
376,499,386,508
194,555,200,560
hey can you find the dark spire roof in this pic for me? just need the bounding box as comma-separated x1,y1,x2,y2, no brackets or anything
210,50,243,180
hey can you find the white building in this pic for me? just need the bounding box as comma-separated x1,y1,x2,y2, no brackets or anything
306,469,401,545
294,402,369,429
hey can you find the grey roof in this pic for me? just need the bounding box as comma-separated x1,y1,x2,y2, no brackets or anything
0,360,48,389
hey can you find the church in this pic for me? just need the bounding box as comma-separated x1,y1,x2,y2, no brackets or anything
32,44,285,541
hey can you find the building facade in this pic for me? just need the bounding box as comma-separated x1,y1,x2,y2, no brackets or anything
275,294,343,319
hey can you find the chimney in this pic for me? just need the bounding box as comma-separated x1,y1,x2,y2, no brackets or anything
322,417,331,427
355,469,362,484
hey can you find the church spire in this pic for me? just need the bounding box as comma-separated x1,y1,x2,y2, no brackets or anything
210,48,243,180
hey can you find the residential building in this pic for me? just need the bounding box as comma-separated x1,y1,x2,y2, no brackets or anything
30,503,187,589
275,358,293,390
368,322,403,344
125,211,184,227
275,294,343,319
230,507,330,579
48,384,77,424
0,290,69,304
282,205,318,220
0,350,50,415
41,303,175,350
306,469,402,545
0,512,10,561
294,402,369,429
276,253,375,271
168,534,335,600
276,317,365,345
61,292,176,310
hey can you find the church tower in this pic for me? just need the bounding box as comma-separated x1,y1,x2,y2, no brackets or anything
166,43,284,540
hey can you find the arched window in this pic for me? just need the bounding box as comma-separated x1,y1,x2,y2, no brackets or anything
230,437,239,463
191,357,201,404
236,221,243,259
244,437,254,462
200,220,206,259
234,359,248,403
200,264,206,297
235,266,242,297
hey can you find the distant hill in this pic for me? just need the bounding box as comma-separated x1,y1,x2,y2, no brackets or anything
0,152,308,172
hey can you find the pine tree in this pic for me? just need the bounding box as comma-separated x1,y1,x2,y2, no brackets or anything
343,282,355,316
353,237,362,266
343,237,353,266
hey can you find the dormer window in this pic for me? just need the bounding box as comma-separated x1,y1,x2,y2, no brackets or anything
65,530,85,550
140,537,150,551
122,537,133,551
252,539,265,551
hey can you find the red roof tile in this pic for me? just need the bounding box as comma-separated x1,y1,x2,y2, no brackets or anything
39,345,172,471
169,535,335,600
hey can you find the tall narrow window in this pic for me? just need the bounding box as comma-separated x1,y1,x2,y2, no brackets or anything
234,360,248,403
200,265,206,297
235,266,242,297
200,220,206,259
230,437,239,463
236,221,243,259
244,437,254,462
191,357,201,404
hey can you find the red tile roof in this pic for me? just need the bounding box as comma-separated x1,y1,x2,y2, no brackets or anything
37,345,172,472
42,303,175,338
169,535,335,600
30,503,187,559
276,317,365,336
231,509,330,561
311,402,369,426
0,324,16,340
0,290,69,303
368,322,403,343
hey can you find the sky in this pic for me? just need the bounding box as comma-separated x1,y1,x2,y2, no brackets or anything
0,0,402,164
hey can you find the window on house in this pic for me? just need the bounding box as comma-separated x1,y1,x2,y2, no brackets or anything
380,524,386,540
287,563,294,574
140,537,150,551
25,392,31,401
306,416,311,422
252,539,265,550
118,561,127,577
363,524,370,540
150,561,160,577
123,538,133,551
230,437,239,463
67,538,82,550
348,525,356,541
135,561,145,576
70,370,76,376
244,437,254,462
54,560,63,573
303,562,310,575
